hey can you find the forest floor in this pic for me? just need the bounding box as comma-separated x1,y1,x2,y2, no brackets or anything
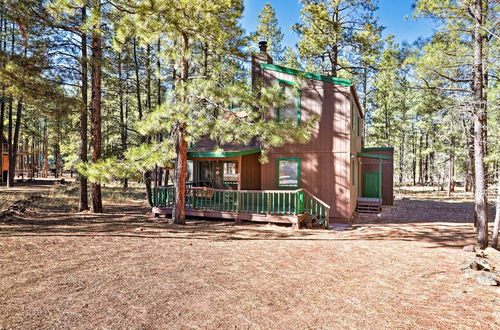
0,182,499,329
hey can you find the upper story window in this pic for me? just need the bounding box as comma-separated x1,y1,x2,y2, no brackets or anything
277,79,300,125
277,158,301,189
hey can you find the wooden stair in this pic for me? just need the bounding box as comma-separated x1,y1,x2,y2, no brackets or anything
356,197,382,213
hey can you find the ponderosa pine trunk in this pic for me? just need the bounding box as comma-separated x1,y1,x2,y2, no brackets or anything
492,171,500,249
7,99,13,187
90,0,102,213
472,0,488,249
118,52,128,189
144,43,153,207
172,32,189,225
9,100,22,186
78,5,89,211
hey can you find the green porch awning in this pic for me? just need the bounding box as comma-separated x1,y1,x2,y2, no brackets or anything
188,136,261,158
187,148,261,158
357,152,391,160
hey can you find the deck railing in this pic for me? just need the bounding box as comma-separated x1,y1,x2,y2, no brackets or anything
152,186,330,228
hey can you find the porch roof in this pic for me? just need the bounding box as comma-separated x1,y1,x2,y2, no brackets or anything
357,152,392,160
188,136,261,158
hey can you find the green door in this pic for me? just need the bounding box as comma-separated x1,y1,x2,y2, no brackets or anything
363,172,380,198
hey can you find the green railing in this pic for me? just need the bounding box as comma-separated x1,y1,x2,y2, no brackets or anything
151,186,330,228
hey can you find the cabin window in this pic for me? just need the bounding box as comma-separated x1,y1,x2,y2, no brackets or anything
277,80,300,125
277,158,300,188
187,160,194,183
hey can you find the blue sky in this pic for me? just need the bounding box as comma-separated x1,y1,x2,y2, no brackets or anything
241,0,436,47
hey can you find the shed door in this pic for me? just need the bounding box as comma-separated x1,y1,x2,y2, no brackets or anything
363,172,380,198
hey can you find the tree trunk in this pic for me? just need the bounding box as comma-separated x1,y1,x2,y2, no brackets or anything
472,0,488,249
90,0,103,213
78,5,89,211
43,119,48,177
7,99,13,187
157,39,161,107
133,38,142,120
172,33,189,225
492,171,500,249
9,100,22,186
144,43,153,207
418,131,423,185
399,137,404,185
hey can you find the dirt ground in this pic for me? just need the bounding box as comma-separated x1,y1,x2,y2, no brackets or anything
0,183,499,329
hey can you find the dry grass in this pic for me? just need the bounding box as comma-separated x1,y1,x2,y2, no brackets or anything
0,183,499,329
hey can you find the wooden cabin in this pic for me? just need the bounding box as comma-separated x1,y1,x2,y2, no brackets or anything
152,43,394,227
1,134,37,182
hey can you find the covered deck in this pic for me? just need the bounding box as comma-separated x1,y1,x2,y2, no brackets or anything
152,186,330,228
153,137,331,228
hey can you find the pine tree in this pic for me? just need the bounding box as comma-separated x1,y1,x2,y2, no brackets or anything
252,3,285,63
293,0,383,79
414,0,497,248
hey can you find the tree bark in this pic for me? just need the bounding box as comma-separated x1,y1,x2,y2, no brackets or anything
144,43,153,207
90,0,102,213
78,5,89,211
133,38,142,120
7,99,13,187
172,32,189,225
9,100,22,186
492,171,500,249
118,51,128,189
472,0,488,249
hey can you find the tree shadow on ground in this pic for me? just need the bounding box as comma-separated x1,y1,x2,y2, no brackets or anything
0,196,493,249
354,198,496,225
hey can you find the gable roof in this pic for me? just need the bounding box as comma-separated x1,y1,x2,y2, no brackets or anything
260,62,365,118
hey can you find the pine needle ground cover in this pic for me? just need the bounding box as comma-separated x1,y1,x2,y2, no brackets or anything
0,184,498,328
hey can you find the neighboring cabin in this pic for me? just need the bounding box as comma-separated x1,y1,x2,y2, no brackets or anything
153,42,393,225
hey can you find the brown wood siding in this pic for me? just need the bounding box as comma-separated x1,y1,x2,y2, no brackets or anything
240,153,261,190
348,96,364,217
260,68,355,221
360,149,394,205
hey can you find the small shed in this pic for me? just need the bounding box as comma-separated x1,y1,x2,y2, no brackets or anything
359,147,394,205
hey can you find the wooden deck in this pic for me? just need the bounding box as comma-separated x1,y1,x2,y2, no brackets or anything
151,186,331,228
153,207,299,226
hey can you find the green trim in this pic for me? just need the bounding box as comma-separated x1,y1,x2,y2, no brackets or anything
188,148,261,158
362,147,394,152
276,79,301,125
260,63,352,86
276,78,296,86
358,152,392,160
276,158,301,189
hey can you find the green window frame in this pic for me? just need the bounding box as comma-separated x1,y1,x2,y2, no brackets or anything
276,79,301,126
276,158,301,189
